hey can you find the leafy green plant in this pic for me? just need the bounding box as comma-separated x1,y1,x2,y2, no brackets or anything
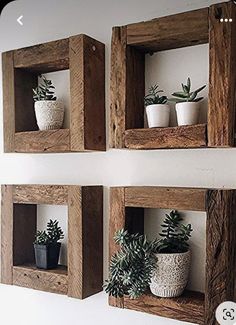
144,84,168,106
170,77,206,103
33,75,56,102
34,219,64,245
105,211,193,299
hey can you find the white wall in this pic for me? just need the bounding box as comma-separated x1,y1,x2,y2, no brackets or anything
0,0,231,325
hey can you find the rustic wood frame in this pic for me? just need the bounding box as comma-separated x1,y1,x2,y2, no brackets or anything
1,184,103,299
110,1,236,149
3,34,106,153
109,186,236,324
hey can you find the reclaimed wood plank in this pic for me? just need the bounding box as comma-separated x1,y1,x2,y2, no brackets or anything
125,187,206,211
125,124,207,149
14,129,70,153
205,190,236,324
13,265,68,295
13,185,68,205
126,8,209,52
208,2,236,147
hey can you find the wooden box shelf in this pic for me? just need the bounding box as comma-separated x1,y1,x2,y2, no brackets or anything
1,184,103,299
109,186,236,324
110,1,236,149
2,34,106,153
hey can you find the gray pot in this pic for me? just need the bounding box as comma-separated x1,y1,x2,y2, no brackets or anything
150,250,191,298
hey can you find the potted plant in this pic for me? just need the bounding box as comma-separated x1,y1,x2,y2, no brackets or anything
34,219,64,270
144,85,169,128
170,77,206,126
33,75,64,130
150,210,193,298
105,211,192,300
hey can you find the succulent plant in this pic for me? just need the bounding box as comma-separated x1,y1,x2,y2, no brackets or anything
144,84,168,106
33,75,56,102
34,219,64,245
170,77,206,103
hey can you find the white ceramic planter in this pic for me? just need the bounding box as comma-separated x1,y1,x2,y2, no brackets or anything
175,102,200,126
35,100,64,131
146,104,170,128
150,250,191,298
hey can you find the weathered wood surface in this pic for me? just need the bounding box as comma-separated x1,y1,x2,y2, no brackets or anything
125,124,207,149
1,185,13,284
13,185,68,205
13,38,69,72
205,190,236,324
14,129,70,153
208,2,236,147
110,27,145,149
2,51,15,152
126,8,209,52
13,265,68,295
110,290,204,325
125,187,207,211
13,204,37,266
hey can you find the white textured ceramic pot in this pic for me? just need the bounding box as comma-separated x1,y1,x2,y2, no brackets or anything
175,102,200,126
35,100,64,130
150,250,191,298
146,104,170,128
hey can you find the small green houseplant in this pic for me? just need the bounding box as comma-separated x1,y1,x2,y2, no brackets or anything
170,77,206,126
34,219,64,270
105,210,192,299
32,75,64,130
144,85,170,128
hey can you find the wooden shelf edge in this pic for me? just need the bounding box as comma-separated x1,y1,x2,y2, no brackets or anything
124,124,207,149
14,129,70,153
109,290,204,325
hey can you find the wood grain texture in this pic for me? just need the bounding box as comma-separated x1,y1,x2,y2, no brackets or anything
1,185,13,284
110,27,127,148
13,38,69,73
68,186,83,298
125,124,207,149
205,190,236,324
13,265,68,295
81,186,103,298
110,27,145,148
14,69,38,132
126,8,209,52
13,204,37,266
109,290,204,324
69,35,106,151
2,51,15,152
13,185,68,205
125,187,206,211
14,129,70,153
208,2,236,147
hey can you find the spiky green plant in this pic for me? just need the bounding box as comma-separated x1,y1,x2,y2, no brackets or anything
144,84,168,106
34,219,64,245
105,211,193,299
170,77,206,103
33,75,56,102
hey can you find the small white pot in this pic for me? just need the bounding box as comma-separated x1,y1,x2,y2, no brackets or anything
35,100,64,131
150,250,191,298
175,102,200,126
146,104,170,128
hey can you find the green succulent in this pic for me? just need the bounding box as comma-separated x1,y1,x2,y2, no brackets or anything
144,84,168,106
34,219,64,245
33,75,56,102
170,77,206,103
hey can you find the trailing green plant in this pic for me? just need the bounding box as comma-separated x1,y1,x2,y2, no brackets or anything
33,75,56,102
105,211,193,299
144,84,168,106
170,77,206,103
34,219,64,245
156,210,193,254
